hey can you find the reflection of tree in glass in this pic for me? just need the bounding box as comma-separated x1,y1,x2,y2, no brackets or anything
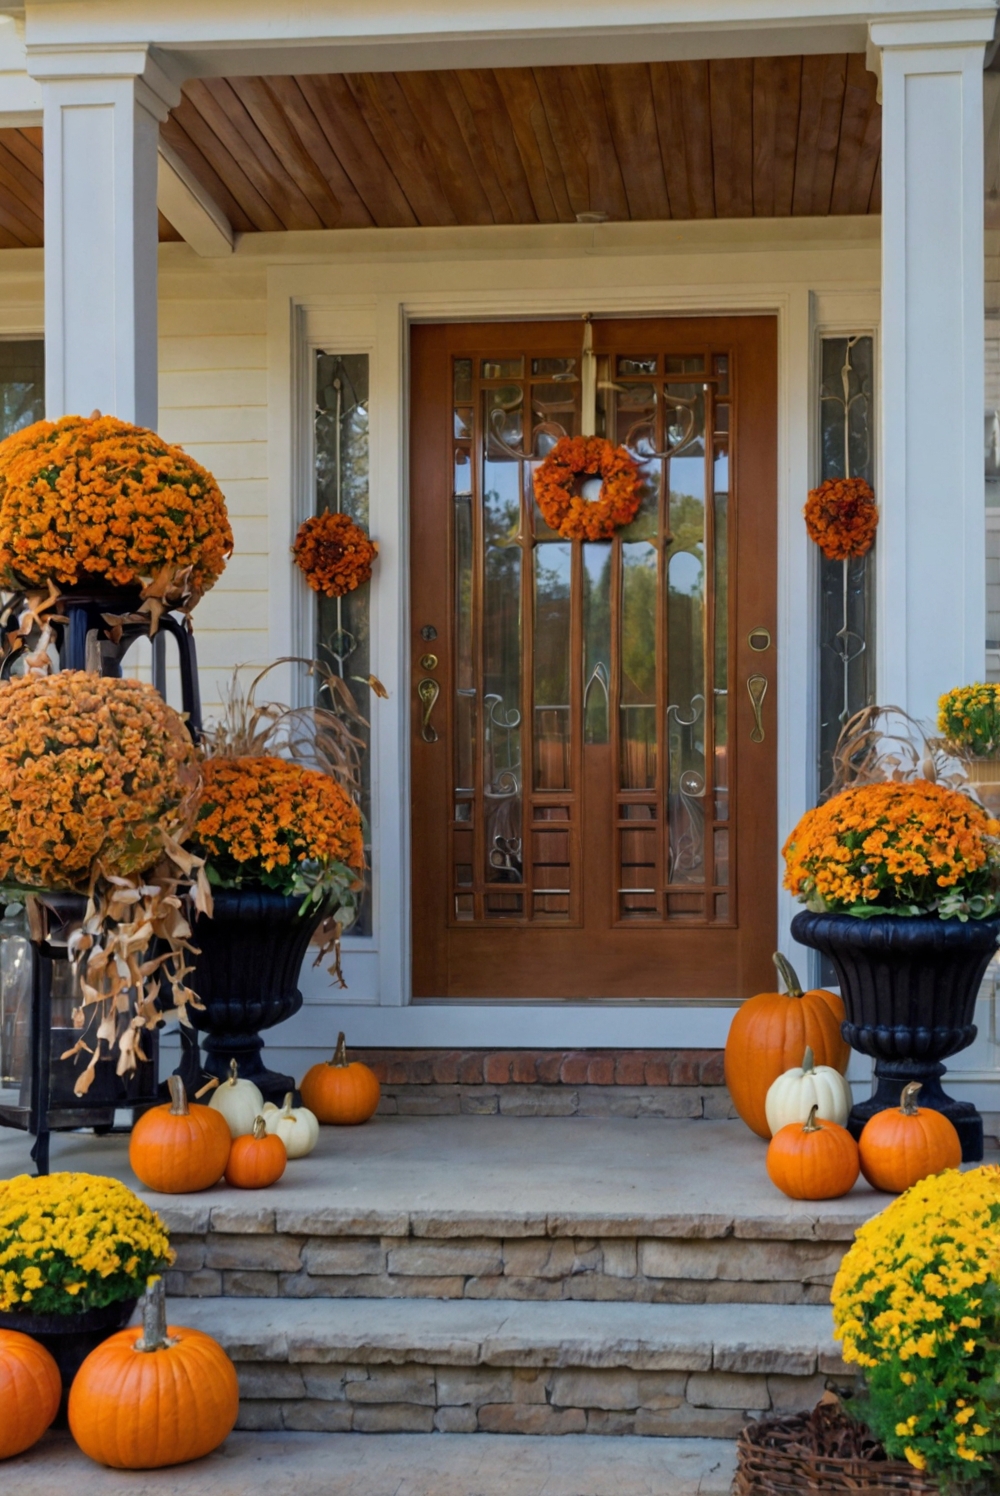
668,490,706,767
621,546,657,703
534,547,570,707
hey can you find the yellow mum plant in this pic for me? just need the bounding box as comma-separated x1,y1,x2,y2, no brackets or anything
783,779,1000,921
0,414,232,609
833,1166,1000,1482
939,684,1000,759
0,1172,173,1315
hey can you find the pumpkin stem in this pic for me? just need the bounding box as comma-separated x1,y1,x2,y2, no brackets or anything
134,1277,172,1353
227,1057,239,1087
802,1104,822,1133
801,1046,815,1074
252,1114,267,1139
900,1082,922,1115
281,1092,294,1117
167,1073,189,1116
332,1031,348,1067
772,952,803,999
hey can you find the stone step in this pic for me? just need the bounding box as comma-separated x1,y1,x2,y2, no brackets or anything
160,1196,866,1307
170,1295,846,1440
10,1428,739,1496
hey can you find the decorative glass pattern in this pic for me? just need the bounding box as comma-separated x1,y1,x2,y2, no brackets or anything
817,336,876,793
314,351,372,935
447,343,733,927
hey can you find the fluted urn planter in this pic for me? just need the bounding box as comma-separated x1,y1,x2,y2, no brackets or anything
791,910,1000,1162
180,890,326,1104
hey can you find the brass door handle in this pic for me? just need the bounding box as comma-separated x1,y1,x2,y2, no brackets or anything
418,677,441,742
747,674,767,743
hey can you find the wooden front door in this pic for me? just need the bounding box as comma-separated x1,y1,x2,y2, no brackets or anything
410,317,777,999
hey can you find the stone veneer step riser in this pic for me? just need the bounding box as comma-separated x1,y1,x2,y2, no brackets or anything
165,1231,846,1305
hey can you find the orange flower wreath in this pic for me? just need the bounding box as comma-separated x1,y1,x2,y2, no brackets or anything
293,511,378,598
804,477,878,561
533,436,642,541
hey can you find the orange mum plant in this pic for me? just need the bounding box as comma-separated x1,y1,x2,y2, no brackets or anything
0,414,232,617
803,476,878,560
783,779,1000,922
0,672,210,1094
292,511,377,598
533,436,642,541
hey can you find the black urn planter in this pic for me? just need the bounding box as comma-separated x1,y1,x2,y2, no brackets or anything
0,1297,137,1421
791,909,1000,1163
180,889,326,1104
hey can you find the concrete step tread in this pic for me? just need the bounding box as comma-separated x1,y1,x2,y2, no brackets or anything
7,1429,739,1496
170,1294,843,1375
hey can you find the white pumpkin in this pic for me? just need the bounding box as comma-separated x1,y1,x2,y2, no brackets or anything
765,1046,852,1135
262,1093,319,1159
209,1059,265,1139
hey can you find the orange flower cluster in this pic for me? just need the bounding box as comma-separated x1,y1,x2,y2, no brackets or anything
783,780,1000,919
804,477,878,560
292,511,378,598
192,756,364,894
0,672,199,893
533,436,642,541
0,415,232,602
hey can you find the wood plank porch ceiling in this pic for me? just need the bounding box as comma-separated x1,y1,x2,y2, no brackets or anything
0,56,881,249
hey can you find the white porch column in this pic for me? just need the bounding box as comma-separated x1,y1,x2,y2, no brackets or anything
873,14,994,722
27,48,180,428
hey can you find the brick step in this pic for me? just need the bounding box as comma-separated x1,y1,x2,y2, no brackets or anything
160,1197,864,1307
170,1296,845,1439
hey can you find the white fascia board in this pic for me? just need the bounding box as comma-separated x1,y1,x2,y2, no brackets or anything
0,14,41,123
17,0,997,79
157,137,234,257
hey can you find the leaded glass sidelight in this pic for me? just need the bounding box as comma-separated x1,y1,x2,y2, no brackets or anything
0,341,44,438
817,336,876,793
446,342,734,929
314,352,373,935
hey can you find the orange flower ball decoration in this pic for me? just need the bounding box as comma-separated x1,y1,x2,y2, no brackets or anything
0,415,232,603
804,477,878,561
533,436,642,541
0,672,199,894
293,511,378,598
192,756,364,892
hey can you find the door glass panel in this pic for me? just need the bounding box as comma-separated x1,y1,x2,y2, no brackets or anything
583,543,612,745
443,338,735,930
620,541,658,790
533,542,571,790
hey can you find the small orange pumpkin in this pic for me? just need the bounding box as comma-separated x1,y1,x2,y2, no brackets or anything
129,1075,231,1194
300,1032,381,1125
224,1115,287,1189
766,1105,860,1200
0,1329,61,1459
858,1083,962,1194
69,1278,238,1469
725,953,850,1139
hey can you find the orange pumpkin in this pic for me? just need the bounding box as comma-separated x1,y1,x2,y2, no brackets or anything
69,1278,238,1469
300,1032,381,1125
766,1105,860,1200
725,953,850,1139
129,1075,231,1194
858,1083,962,1194
0,1329,61,1459
224,1115,287,1189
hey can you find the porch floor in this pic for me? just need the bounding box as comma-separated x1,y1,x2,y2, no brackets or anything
0,1114,894,1232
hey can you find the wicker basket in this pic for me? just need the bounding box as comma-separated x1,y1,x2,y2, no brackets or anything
734,1402,939,1495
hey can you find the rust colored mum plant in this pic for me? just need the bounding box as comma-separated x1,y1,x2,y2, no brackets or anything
0,415,232,609
0,672,199,894
292,511,378,598
533,436,642,541
191,755,364,922
783,780,1000,921
804,476,878,560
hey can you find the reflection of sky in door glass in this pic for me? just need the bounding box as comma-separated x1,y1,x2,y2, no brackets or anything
669,550,702,596
669,456,705,503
